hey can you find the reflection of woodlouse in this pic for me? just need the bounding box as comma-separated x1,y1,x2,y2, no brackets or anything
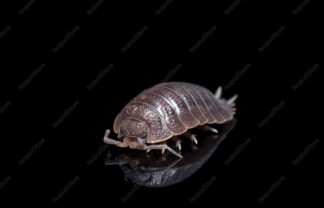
104,82,237,158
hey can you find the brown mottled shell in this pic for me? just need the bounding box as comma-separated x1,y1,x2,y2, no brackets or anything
113,82,236,144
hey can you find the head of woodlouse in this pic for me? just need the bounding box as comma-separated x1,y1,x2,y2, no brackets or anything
113,104,171,148
117,118,148,149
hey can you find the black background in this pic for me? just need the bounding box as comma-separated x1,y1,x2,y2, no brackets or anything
0,0,321,207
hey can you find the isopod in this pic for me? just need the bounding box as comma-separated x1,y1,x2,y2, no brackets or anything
103,82,237,158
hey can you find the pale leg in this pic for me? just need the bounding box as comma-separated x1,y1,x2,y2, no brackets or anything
172,136,182,150
183,131,198,144
144,144,183,158
103,129,128,148
197,125,219,134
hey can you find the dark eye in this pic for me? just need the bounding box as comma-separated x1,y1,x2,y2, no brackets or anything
136,137,146,144
118,130,125,138
141,132,147,138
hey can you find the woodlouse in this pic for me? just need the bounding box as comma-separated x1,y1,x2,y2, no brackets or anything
103,82,237,158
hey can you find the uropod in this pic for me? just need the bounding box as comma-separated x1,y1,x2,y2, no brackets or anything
103,82,237,158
